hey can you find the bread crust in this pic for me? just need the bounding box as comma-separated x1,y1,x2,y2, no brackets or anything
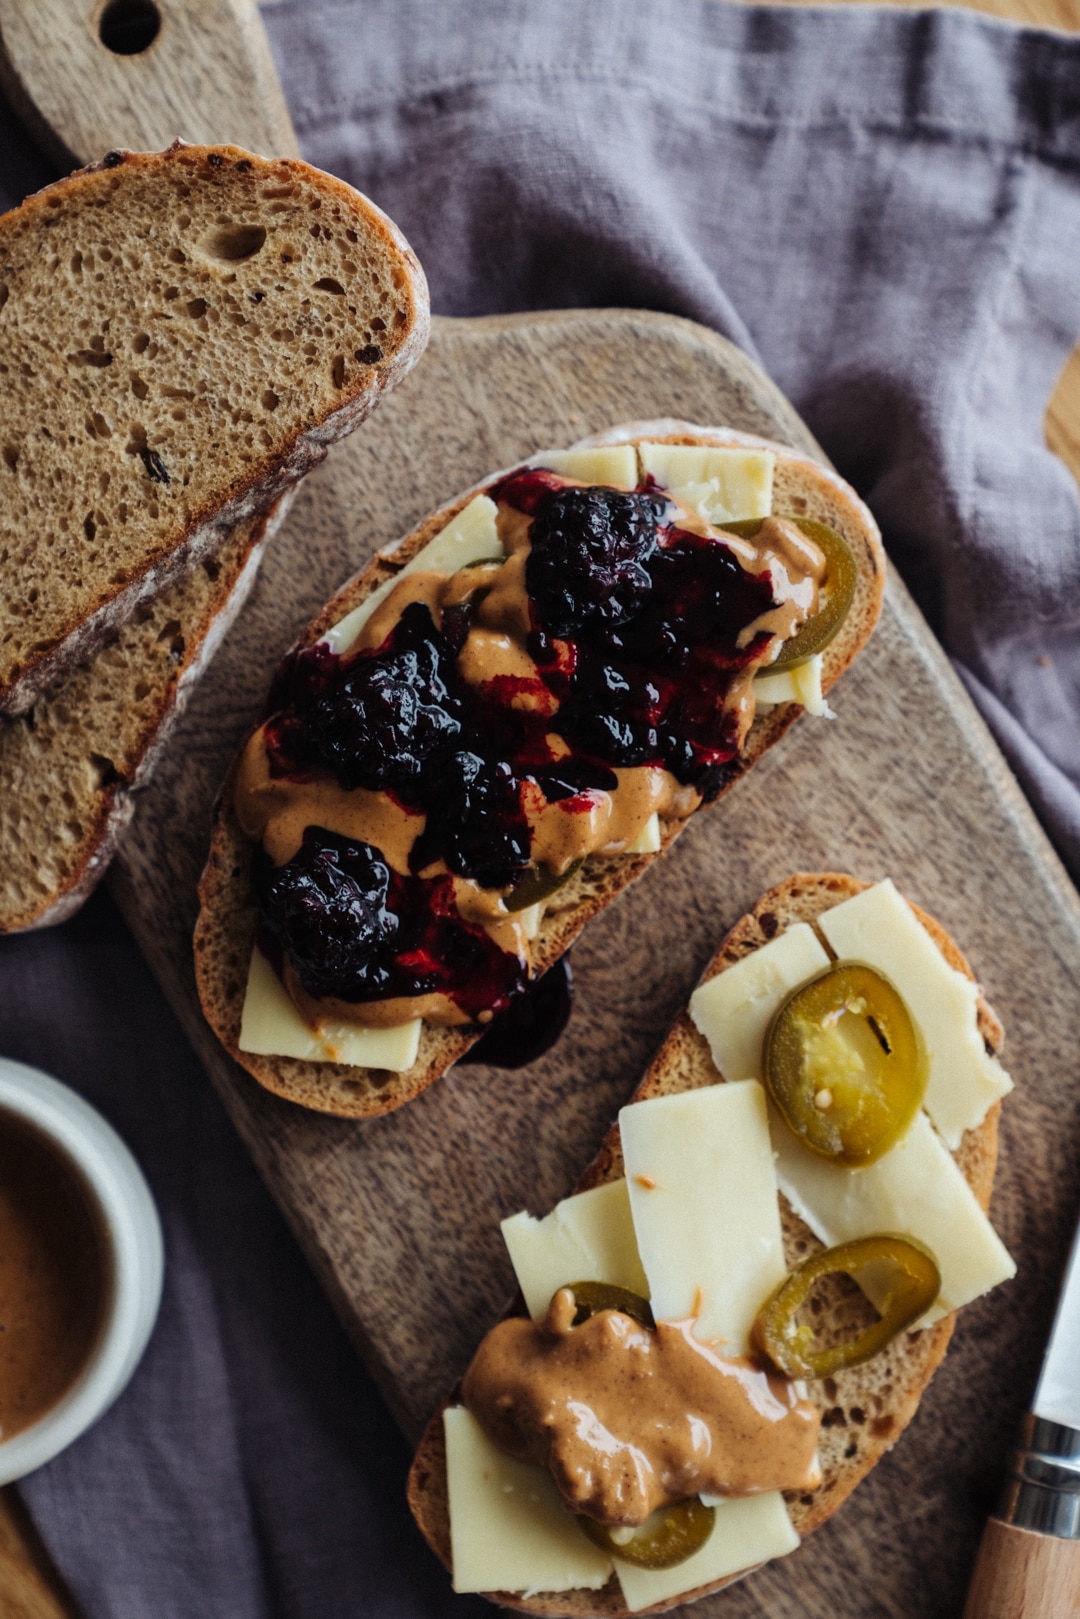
0,141,430,713
0,493,292,934
193,427,886,1117
406,873,1006,1615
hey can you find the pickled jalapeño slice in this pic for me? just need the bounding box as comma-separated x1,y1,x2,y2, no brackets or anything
578,1498,716,1570
505,858,584,912
753,1234,942,1379
765,962,927,1166
566,1281,654,1330
725,515,858,671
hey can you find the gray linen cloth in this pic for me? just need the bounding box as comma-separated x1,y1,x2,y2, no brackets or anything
1,2,1079,1615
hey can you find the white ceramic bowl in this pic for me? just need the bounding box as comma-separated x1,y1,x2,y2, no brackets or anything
0,1055,164,1484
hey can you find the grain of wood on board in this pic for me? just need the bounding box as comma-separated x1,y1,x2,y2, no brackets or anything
108,308,1080,1619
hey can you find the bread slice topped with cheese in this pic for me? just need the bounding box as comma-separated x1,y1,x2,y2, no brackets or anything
406,873,1015,1615
0,141,429,714
195,428,886,1118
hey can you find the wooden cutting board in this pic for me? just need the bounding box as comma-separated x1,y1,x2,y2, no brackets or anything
7,5,1080,1617
104,309,1080,1618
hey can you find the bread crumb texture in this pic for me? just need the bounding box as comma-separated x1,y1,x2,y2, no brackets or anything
0,143,427,705
0,514,268,932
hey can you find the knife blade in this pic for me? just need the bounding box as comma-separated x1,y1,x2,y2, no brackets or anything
1034,1212,1080,1433
962,1208,1080,1619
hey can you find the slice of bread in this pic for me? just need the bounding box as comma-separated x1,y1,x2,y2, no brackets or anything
0,495,291,934
406,873,1006,1616
0,141,429,714
194,426,886,1118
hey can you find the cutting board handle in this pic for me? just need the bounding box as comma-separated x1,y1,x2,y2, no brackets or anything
963,1518,1080,1619
0,0,298,168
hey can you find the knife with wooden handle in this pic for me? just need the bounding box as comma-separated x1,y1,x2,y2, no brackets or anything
964,1217,1080,1619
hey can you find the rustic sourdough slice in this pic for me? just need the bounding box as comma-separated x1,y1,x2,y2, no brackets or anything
0,141,429,714
0,494,291,933
194,425,886,1119
406,873,1007,1617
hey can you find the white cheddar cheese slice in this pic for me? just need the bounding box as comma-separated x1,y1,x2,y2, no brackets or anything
238,947,421,1071
620,1084,786,1353
686,913,1013,1320
322,494,503,654
517,902,544,940
815,879,1013,1148
502,1179,648,1320
689,923,831,1083
638,443,774,525
401,493,504,574
444,1406,613,1595
624,812,661,855
772,1109,1015,1322
539,445,639,488
613,1493,798,1613
753,654,832,717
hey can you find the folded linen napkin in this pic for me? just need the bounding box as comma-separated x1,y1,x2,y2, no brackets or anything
2,3,1080,1616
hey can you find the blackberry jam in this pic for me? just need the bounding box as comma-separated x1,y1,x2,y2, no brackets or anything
526,486,665,635
461,957,575,1069
254,828,526,1020
246,470,805,1029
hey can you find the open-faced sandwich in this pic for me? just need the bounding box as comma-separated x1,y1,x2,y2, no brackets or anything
407,874,1015,1614
195,428,886,1116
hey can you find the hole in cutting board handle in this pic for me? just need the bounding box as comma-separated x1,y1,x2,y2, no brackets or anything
99,0,162,55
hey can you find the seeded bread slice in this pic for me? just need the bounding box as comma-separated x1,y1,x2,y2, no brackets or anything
0,494,291,933
0,141,429,714
194,425,886,1118
406,873,1006,1617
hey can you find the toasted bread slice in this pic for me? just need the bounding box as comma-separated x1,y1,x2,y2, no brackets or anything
0,141,428,714
406,873,1005,1615
0,495,290,934
194,428,885,1117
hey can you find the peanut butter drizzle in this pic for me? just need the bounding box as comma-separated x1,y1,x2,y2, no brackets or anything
473,549,534,641
355,570,449,654
462,1287,821,1527
285,962,473,1030
235,481,824,1030
457,629,556,715
735,517,826,649
234,728,426,874
526,765,684,873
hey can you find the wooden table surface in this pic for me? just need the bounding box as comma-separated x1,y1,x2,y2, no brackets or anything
3,1,1080,1613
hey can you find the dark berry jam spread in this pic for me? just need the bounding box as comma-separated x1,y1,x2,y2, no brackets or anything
254,828,526,1018
241,464,817,1031
263,602,465,788
307,604,465,791
411,751,532,892
255,829,397,998
525,485,665,635
461,956,574,1070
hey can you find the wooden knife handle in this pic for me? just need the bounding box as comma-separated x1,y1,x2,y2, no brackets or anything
0,0,298,168
963,1518,1080,1619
